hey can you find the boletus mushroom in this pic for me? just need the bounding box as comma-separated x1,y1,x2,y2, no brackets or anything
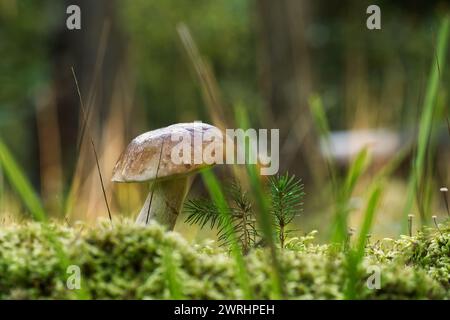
112,122,222,230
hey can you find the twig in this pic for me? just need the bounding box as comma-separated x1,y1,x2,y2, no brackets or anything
71,67,113,226
146,138,165,225
76,20,111,153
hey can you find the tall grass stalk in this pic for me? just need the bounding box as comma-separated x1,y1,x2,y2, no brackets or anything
176,23,229,130
308,91,413,298
308,94,371,244
162,246,184,299
332,148,370,243
246,164,285,299
201,169,253,299
308,95,338,198
343,142,411,299
344,183,383,299
0,138,47,222
234,105,285,299
402,16,449,231
71,67,113,225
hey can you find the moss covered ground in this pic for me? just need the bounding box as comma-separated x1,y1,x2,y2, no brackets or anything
0,220,448,299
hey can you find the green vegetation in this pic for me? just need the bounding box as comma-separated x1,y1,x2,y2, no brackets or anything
200,169,253,299
185,181,257,253
185,173,304,252
269,173,305,249
0,137,46,222
0,221,448,300
1,1,449,301
402,16,450,229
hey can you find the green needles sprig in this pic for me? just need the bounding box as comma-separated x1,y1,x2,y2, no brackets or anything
269,173,305,249
185,181,257,254
185,173,305,253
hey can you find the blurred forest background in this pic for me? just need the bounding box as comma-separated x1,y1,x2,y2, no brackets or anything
0,0,449,240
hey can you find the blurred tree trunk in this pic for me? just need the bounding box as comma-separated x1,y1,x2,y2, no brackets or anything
256,0,327,186
51,0,124,181
45,0,125,216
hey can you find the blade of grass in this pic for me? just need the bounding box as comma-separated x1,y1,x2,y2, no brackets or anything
343,148,370,196
308,94,332,140
344,141,411,299
246,163,285,299
0,138,46,221
146,139,165,224
176,23,229,130
177,22,251,194
344,182,383,300
308,94,338,198
162,246,184,299
234,105,285,299
71,67,113,226
66,21,111,223
0,138,90,299
354,184,382,260
76,20,111,154
201,169,253,299
331,148,370,243
402,16,449,232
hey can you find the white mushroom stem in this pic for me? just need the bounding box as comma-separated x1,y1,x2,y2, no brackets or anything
136,175,193,230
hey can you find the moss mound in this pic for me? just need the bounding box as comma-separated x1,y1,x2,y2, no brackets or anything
0,221,448,299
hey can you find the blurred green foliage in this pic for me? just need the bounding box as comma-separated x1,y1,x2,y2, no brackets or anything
120,0,259,125
0,1,57,109
0,0,449,243
1,1,448,144
0,0,61,160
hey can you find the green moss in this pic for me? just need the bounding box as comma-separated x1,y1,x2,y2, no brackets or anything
404,224,450,289
0,221,448,299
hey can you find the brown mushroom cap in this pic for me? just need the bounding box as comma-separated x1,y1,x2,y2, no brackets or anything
112,122,222,182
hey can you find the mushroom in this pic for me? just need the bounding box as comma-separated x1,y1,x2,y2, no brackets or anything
112,122,222,230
